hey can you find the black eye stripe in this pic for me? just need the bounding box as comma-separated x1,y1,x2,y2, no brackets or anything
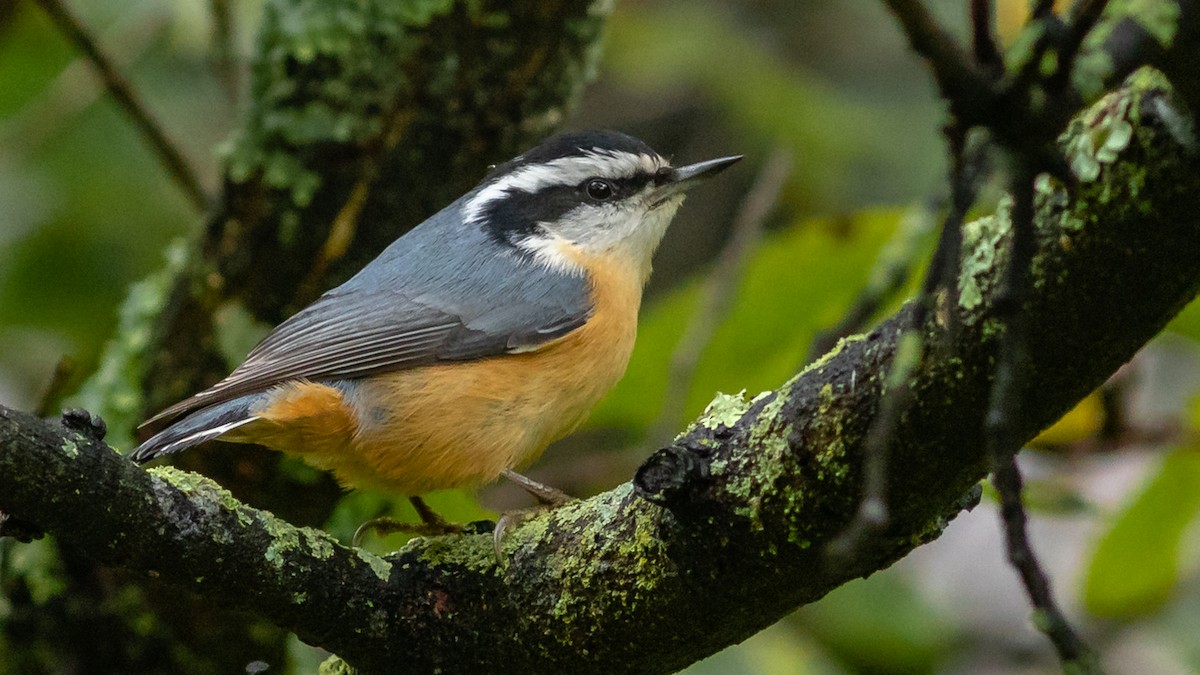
481,185,579,246
480,170,658,248
578,173,653,200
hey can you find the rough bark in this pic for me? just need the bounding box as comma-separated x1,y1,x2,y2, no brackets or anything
3,67,1199,673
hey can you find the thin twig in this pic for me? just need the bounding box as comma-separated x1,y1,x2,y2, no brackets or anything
1048,0,1113,91
918,125,977,326
31,0,210,212
647,149,792,446
881,0,990,105
970,0,1004,72
1004,15,1065,101
209,0,239,101
1031,0,1057,20
870,0,1123,668
828,126,986,558
0,10,167,150
986,166,1096,669
825,324,918,559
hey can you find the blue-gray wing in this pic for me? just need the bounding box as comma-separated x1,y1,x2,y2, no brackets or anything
142,201,591,426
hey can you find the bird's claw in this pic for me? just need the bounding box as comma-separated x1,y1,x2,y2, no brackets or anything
352,516,465,548
491,499,577,562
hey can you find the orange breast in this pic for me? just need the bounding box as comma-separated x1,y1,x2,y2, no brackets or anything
233,250,643,496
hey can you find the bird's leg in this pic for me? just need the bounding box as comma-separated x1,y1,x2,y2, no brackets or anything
352,495,464,547
407,495,453,527
500,468,573,506
493,469,576,559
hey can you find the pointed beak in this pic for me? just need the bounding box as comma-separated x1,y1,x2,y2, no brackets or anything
651,155,743,206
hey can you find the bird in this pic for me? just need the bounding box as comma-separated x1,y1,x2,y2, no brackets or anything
132,129,741,539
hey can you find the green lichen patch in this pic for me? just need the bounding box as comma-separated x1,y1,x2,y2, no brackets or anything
697,391,751,430
799,333,868,381
1061,91,1134,184
224,0,460,208
414,532,499,575
151,464,350,569
260,517,339,569
318,655,354,675
1034,173,1070,214
353,549,394,582
704,374,822,537
150,466,258,530
957,203,1009,320
530,488,675,638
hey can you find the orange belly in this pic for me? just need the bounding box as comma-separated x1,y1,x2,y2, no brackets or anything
225,251,641,496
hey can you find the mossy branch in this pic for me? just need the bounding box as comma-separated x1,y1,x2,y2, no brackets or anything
3,71,1199,673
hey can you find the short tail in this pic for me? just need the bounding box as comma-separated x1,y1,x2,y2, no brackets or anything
130,397,257,463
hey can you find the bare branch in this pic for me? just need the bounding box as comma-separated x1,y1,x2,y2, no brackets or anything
209,0,239,100
881,0,993,111
971,0,1004,71
31,0,210,211
986,167,1095,668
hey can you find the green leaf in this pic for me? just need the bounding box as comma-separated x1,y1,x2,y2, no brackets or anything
1083,447,1200,617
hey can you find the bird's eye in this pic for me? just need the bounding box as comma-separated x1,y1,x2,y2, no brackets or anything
584,178,615,201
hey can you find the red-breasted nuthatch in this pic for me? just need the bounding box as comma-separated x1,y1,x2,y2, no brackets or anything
132,130,740,533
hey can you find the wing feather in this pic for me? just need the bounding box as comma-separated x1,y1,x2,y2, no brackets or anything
143,204,592,428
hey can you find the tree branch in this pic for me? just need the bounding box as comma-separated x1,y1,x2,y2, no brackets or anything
3,70,1198,673
31,0,211,211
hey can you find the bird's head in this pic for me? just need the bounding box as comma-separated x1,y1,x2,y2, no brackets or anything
464,130,741,280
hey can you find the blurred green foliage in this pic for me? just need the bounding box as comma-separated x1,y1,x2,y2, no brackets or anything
0,2,227,407
593,208,911,433
1084,447,1200,617
3,0,1200,673
605,3,943,212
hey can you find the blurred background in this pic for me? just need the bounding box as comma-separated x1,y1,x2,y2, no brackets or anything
2,0,1200,673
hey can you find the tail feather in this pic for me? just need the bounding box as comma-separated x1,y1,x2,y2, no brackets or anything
130,398,256,463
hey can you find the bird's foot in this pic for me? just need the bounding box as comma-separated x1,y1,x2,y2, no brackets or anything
352,495,464,547
352,517,465,547
493,469,576,560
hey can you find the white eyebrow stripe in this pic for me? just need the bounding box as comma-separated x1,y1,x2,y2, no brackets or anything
463,149,664,226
